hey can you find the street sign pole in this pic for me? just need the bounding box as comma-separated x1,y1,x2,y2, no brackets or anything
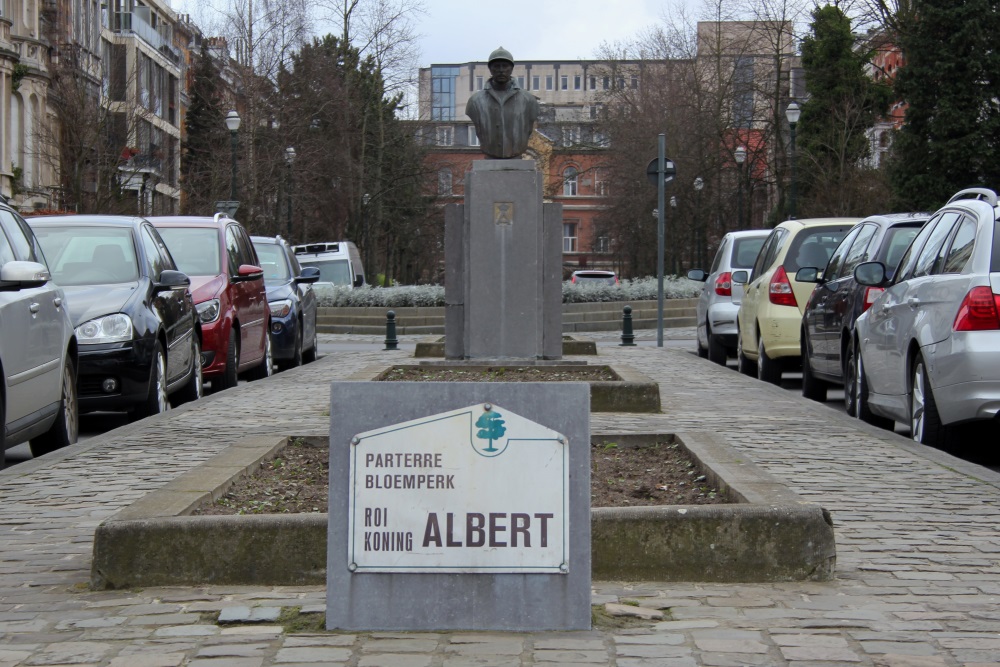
656,135,665,347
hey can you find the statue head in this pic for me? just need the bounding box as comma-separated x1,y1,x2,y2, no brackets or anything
488,46,514,67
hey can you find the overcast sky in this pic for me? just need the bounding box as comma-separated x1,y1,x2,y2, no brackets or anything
168,0,697,67
411,0,673,66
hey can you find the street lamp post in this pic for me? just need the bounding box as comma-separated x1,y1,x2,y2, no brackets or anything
786,101,800,219
362,193,371,276
693,177,704,267
734,145,747,230
284,147,296,238
225,110,241,204
669,196,678,275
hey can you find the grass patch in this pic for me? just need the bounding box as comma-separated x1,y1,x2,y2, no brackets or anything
278,607,329,634
591,604,656,630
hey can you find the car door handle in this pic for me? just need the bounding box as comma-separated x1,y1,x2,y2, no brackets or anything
881,302,890,312
53,297,63,308
907,297,920,308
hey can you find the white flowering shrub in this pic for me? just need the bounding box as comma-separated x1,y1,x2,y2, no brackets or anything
314,276,702,308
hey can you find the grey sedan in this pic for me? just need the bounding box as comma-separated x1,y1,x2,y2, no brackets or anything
853,188,1000,447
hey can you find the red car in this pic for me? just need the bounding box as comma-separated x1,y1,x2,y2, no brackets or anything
149,215,271,389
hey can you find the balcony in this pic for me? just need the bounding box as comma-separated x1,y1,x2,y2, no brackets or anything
110,11,180,65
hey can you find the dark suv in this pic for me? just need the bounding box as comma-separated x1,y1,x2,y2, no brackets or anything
150,215,271,390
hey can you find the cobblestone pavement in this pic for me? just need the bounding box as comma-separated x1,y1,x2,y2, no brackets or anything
2,333,1000,667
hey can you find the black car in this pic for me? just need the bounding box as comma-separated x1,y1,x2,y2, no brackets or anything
28,216,202,420
797,213,929,409
251,235,320,370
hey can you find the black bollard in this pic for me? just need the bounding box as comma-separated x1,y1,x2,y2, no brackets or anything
620,305,636,346
384,310,399,350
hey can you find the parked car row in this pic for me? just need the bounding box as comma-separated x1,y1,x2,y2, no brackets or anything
690,187,1000,449
1,208,321,467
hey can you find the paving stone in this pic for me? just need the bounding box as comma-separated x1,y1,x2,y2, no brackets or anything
358,656,433,667
22,641,112,665
151,625,220,637
274,647,353,663
107,654,186,667
361,639,439,652
779,645,863,661
186,660,264,667
197,644,270,658
872,657,948,667
533,649,608,663
605,603,664,620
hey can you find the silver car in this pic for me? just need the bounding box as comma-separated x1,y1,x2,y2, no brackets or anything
688,230,769,364
0,204,78,468
853,187,1000,447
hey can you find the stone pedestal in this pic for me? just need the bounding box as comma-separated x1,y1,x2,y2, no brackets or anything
445,160,562,360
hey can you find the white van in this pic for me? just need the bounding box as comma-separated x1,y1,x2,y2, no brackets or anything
292,241,366,288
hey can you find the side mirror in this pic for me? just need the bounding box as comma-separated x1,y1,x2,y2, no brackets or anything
154,269,191,291
731,270,749,285
353,275,365,288
296,267,321,284
854,261,887,287
687,269,707,282
234,264,264,282
0,260,50,291
795,267,822,284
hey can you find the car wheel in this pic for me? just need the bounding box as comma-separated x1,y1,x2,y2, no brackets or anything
29,357,78,457
131,342,169,422
696,326,708,358
911,355,951,447
245,330,273,381
737,331,756,377
278,326,303,372
800,334,828,402
217,328,240,391
757,335,782,385
302,324,318,363
172,336,204,407
707,331,727,366
852,342,894,429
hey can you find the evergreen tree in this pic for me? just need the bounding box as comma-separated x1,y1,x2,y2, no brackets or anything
182,41,228,214
797,5,892,216
890,0,1000,210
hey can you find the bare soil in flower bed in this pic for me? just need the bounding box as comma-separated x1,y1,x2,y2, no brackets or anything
193,439,729,516
376,365,620,382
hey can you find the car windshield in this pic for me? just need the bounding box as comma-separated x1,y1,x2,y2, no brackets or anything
731,237,766,269
880,225,923,277
298,258,352,285
784,226,853,272
573,272,616,285
157,227,221,276
253,243,292,284
33,226,139,285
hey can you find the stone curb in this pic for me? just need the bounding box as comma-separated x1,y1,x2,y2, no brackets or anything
91,430,834,589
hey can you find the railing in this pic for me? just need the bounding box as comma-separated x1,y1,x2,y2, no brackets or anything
111,12,180,64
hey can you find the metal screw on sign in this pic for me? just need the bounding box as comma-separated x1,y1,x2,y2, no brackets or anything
620,305,636,347
384,310,398,350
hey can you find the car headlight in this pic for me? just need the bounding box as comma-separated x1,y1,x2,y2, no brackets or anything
76,313,133,344
196,299,221,324
268,298,293,318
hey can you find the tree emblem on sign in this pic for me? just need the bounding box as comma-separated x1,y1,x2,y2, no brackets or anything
475,410,507,452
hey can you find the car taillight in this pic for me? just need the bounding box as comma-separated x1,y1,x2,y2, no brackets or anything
571,275,576,283
953,286,1000,331
714,272,732,296
862,286,884,312
769,266,797,307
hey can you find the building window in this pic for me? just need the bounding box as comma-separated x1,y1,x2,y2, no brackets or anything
517,76,525,89
589,76,596,89
602,76,609,90
574,75,582,90
436,126,453,146
438,169,453,195
563,166,579,196
431,66,459,121
593,131,609,148
631,75,639,89
532,75,540,90
560,75,568,90
595,236,611,253
563,223,578,253
476,75,483,90
546,75,553,90
733,56,754,129
468,125,479,146
562,127,579,148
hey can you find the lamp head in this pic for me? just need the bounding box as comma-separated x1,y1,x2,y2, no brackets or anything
225,110,241,132
734,145,747,164
786,101,801,125
285,146,296,164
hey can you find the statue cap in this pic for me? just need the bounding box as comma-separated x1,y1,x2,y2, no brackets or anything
488,46,514,66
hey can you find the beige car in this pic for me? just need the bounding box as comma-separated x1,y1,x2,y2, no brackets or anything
732,218,859,384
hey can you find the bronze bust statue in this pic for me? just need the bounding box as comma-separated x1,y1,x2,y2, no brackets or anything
465,47,540,159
